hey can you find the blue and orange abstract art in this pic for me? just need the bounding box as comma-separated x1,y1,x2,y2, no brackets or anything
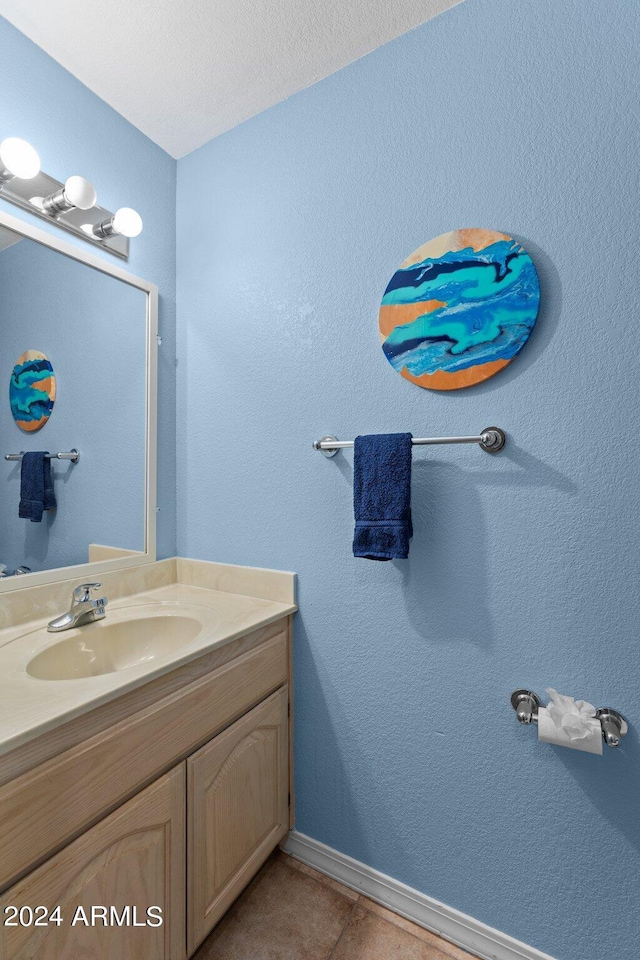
379,228,540,390
10,350,56,432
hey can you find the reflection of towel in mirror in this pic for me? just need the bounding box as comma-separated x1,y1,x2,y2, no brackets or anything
19,452,57,522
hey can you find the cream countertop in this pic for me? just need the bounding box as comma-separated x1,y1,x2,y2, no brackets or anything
0,580,295,759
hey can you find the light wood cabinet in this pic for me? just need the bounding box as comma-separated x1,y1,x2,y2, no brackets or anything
0,615,293,960
187,686,289,954
0,624,288,890
0,765,186,960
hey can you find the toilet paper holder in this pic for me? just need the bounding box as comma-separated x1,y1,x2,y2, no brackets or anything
510,690,628,747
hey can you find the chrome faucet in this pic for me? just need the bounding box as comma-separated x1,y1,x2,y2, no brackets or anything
47,582,108,633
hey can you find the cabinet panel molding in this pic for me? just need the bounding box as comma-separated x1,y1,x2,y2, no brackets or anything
0,765,186,960
187,686,289,954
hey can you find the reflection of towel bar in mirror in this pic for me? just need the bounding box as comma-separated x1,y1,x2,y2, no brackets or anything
313,427,506,458
5,449,80,464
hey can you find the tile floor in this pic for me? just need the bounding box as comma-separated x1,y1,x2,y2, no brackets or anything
193,851,480,960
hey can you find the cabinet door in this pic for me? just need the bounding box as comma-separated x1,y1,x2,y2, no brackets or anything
0,764,186,960
187,686,289,953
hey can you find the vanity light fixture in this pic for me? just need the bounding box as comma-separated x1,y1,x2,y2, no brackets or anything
92,207,143,239
0,135,135,259
0,138,41,183
38,175,97,215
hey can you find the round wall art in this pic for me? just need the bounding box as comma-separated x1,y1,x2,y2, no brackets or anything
10,350,56,432
379,228,540,390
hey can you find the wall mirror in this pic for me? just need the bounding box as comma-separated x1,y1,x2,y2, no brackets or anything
0,208,157,593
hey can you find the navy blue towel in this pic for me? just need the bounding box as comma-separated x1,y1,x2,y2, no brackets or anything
19,452,56,523
353,433,413,560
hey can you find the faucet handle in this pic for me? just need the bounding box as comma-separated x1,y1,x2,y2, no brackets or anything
73,582,104,603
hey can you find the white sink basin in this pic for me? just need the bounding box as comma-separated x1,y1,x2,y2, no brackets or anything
26,612,204,681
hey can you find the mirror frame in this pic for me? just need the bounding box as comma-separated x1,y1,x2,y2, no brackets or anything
0,207,157,593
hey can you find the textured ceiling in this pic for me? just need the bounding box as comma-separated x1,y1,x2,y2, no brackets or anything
0,0,463,158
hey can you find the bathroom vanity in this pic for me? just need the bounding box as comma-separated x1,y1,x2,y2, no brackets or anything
0,559,296,959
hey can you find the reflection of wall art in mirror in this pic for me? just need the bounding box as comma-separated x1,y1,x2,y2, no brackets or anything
10,350,56,431
379,228,540,390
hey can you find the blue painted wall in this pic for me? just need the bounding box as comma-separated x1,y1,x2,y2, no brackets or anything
0,15,176,559
176,2,640,958
0,238,146,572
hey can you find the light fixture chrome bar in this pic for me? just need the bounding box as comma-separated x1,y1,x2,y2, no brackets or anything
0,169,129,260
5,449,79,463
313,427,506,457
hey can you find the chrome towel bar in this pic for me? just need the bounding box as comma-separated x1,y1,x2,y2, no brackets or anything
313,427,506,458
5,449,80,464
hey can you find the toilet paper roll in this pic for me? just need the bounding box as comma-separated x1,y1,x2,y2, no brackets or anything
537,707,603,755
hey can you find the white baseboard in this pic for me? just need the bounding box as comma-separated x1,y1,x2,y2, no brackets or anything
283,831,556,960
